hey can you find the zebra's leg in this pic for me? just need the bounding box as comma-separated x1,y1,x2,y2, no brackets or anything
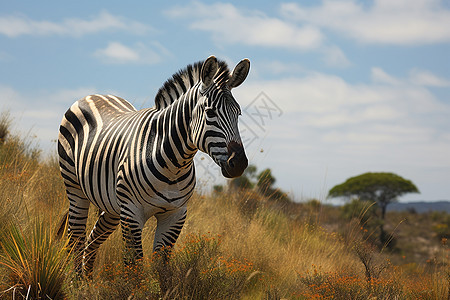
83,211,120,276
153,207,187,253
120,206,145,265
66,188,90,275
153,207,187,294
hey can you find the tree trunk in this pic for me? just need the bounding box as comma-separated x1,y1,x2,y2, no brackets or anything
380,203,387,220
379,203,387,247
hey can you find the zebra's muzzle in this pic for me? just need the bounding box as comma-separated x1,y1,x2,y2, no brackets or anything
221,141,248,178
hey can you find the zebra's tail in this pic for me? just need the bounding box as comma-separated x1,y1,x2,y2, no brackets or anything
55,209,69,239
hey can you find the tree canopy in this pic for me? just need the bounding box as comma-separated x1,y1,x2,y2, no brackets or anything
329,172,419,246
227,164,291,203
328,172,419,219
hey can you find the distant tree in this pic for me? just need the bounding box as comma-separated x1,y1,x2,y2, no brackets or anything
329,172,419,247
227,165,292,203
257,168,276,195
268,188,291,203
229,164,257,190
306,198,322,211
328,172,419,220
229,176,252,190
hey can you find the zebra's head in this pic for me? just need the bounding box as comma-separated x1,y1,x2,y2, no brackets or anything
191,56,250,178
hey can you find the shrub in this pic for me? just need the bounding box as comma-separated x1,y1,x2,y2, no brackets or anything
432,223,450,240
297,268,402,299
67,259,160,300
0,219,72,299
160,233,257,299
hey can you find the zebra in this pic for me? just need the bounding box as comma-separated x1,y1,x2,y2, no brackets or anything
57,55,250,276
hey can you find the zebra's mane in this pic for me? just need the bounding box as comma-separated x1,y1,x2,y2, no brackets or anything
154,59,230,110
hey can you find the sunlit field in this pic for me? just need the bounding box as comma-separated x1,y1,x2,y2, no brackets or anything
0,114,448,299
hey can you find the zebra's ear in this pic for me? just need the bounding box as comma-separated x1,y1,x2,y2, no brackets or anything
201,56,218,89
228,59,250,89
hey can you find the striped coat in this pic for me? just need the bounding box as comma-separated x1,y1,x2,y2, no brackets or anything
58,56,250,275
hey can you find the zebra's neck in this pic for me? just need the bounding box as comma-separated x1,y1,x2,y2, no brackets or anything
151,84,200,179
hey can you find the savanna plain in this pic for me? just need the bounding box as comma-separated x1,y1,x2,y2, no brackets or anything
0,113,448,299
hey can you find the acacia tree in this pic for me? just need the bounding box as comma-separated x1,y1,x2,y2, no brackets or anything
328,172,419,220
329,172,419,246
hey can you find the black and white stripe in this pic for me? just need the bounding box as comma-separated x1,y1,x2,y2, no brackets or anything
58,56,250,275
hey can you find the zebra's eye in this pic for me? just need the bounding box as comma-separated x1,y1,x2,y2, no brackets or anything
205,108,216,118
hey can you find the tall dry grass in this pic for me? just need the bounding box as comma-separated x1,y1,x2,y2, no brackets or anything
182,192,361,295
0,114,73,299
0,113,448,299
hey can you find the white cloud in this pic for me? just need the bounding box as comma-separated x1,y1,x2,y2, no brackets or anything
371,67,403,85
371,67,450,88
238,74,383,115
94,42,170,65
250,60,306,79
0,85,21,108
409,69,450,87
95,42,139,63
231,68,450,200
281,0,450,45
0,11,152,37
234,67,449,146
166,2,352,68
166,2,323,50
321,45,351,68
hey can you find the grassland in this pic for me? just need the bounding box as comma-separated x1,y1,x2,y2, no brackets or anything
0,114,448,299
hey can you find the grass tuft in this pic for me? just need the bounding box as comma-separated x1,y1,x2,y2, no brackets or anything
0,219,73,299
161,233,257,299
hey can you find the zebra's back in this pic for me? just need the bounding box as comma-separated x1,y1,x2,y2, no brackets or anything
58,94,143,215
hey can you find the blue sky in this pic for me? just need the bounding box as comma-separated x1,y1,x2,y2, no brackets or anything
1,1,449,203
